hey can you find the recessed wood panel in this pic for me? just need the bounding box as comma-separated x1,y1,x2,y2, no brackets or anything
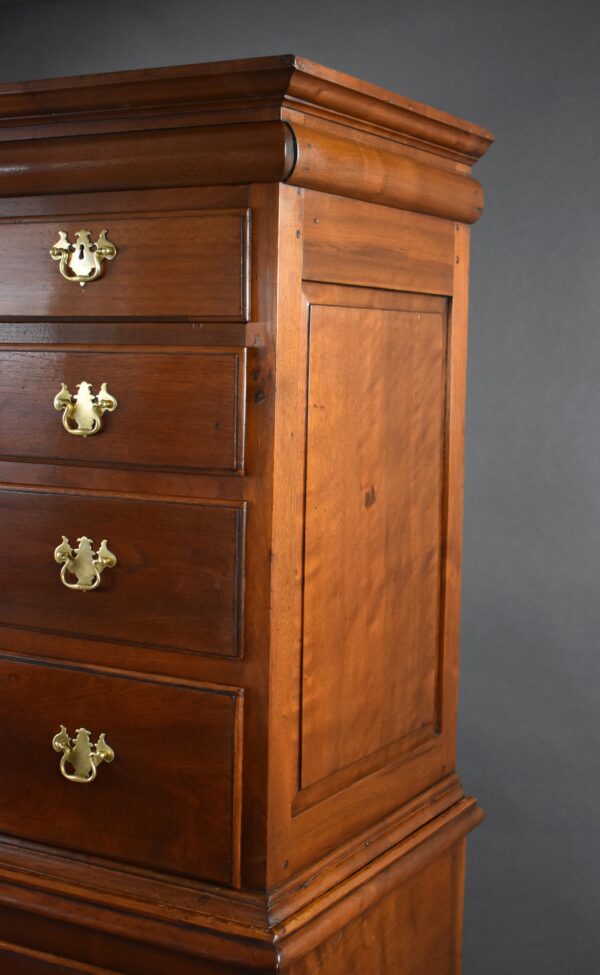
0,210,249,320
0,349,246,473
0,490,245,657
0,656,243,885
300,300,448,791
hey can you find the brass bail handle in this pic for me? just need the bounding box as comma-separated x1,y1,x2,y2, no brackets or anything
52,726,115,784
54,381,117,437
54,536,117,591
49,229,117,286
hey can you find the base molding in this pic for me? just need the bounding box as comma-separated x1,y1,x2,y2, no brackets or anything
0,796,483,974
274,798,482,968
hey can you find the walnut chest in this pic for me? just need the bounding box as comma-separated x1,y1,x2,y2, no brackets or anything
0,54,492,974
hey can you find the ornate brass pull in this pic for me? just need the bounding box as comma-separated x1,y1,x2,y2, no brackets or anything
52,726,114,784
49,229,117,286
54,536,117,591
54,381,117,437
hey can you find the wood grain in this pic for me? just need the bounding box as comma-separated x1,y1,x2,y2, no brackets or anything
0,942,126,974
0,798,482,974
0,211,250,320
0,185,250,220
0,489,245,658
0,349,246,473
0,51,491,975
0,54,493,163
283,846,463,975
303,190,455,296
0,321,249,348
0,939,261,975
300,296,448,791
289,124,484,223
0,123,294,199
275,285,453,873
0,655,243,885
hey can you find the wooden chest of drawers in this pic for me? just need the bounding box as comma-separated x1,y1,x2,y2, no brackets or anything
0,55,492,974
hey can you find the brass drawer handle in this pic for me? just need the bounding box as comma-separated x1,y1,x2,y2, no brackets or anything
54,535,117,591
52,726,114,784
54,381,117,437
49,229,117,286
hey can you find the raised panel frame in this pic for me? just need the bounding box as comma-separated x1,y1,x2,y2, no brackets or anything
295,286,451,810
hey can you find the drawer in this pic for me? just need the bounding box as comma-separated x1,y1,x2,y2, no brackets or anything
0,348,246,473
0,210,249,320
0,489,245,658
0,655,243,884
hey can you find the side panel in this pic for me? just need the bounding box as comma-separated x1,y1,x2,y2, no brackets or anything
300,298,448,792
270,194,472,878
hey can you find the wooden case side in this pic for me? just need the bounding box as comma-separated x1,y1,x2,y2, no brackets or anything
265,189,475,884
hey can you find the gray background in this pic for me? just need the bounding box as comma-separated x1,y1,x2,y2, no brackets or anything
0,1,598,972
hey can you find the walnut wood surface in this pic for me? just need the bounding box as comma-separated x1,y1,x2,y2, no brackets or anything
300,295,447,791
0,489,245,657
0,798,481,974
0,58,492,219
290,124,484,223
0,348,246,473
269,279,462,873
0,211,249,319
0,655,243,885
0,53,490,975
283,844,464,975
0,54,493,163
0,122,295,199
303,190,455,296
0,940,257,975
0,118,484,223
0,944,125,975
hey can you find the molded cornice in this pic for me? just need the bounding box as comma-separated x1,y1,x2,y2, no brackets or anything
0,54,493,162
0,55,493,221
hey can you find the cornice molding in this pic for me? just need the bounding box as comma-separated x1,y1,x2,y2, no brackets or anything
0,54,494,164
0,57,492,222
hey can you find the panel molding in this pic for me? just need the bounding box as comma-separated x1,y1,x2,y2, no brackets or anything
293,724,438,814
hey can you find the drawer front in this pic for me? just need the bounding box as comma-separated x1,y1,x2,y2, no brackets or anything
0,349,246,473
0,490,245,657
0,210,249,320
0,656,243,884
